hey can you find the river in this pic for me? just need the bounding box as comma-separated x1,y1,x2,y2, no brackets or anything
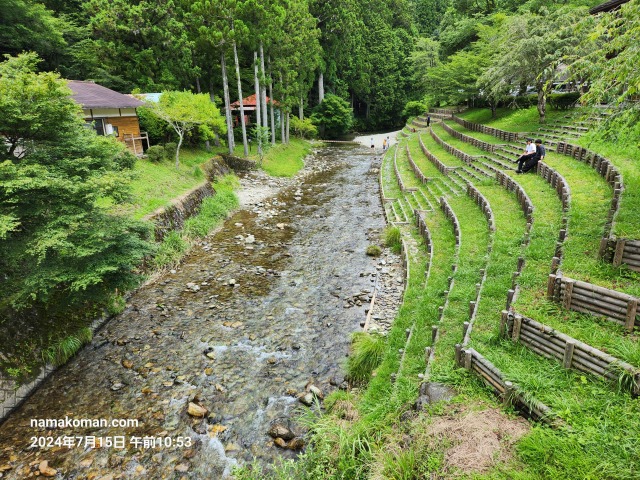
0,143,396,478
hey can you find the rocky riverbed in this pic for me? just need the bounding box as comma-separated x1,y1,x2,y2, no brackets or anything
0,142,403,479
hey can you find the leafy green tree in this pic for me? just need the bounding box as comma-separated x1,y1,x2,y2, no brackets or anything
80,0,195,91
0,0,67,71
572,0,640,135
145,91,226,168
479,7,586,122
311,93,353,139
0,54,153,315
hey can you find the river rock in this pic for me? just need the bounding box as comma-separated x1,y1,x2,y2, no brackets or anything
187,402,208,417
121,359,133,369
38,461,57,477
245,234,255,244
273,437,287,448
307,384,324,399
288,437,305,450
268,423,295,440
298,392,315,406
185,282,200,292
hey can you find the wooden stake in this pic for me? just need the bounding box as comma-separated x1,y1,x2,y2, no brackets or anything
563,280,574,310
563,341,575,369
625,300,638,332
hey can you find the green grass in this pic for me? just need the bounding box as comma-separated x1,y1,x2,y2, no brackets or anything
260,138,311,177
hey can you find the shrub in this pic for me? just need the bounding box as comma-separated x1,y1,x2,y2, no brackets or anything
164,142,178,160
402,100,428,118
548,92,580,110
383,226,402,254
146,145,165,163
290,116,318,139
192,165,204,180
346,332,387,385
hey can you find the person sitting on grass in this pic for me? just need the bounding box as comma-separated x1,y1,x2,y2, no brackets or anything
514,138,536,170
516,139,545,174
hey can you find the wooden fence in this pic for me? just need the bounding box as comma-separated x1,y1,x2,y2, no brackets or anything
501,311,640,395
393,146,415,193
455,346,557,424
418,135,457,176
495,171,534,223
466,184,496,232
600,238,640,273
429,127,476,164
415,209,435,283
452,115,521,143
547,273,639,332
439,196,461,248
555,141,623,251
405,145,429,184
441,121,499,153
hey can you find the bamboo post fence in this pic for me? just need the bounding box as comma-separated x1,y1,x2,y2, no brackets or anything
466,184,496,232
495,171,535,223
429,127,476,164
555,142,625,261
601,238,640,273
456,346,558,425
547,273,639,331
393,145,413,193
502,311,640,395
415,209,435,284
441,120,499,153
418,134,458,176
405,145,429,184
536,161,571,266
451,115,521,143
439,197,461,249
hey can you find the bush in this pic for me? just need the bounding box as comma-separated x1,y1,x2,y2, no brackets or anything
346,332,387,385
42,328,93,366
290,116,318,139
164,142,178,160
146,145,165,163
504,94,538,108
311,94,354,139
548,92,580,110
383,226,402,254
402,100,428,118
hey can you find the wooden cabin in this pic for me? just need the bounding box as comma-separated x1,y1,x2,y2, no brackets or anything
230,94,280,127
68,80,149,155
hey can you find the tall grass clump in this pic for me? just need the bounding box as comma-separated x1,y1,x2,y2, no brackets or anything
346,331,388,385
383,226,402,254
183,175,239,238
153,231,189,268
42,327,93,365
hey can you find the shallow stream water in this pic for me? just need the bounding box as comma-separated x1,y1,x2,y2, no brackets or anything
0,144,389,478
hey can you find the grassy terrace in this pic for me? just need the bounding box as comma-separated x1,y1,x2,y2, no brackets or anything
432,119,640,366
395,127,640,478
459,107,640,239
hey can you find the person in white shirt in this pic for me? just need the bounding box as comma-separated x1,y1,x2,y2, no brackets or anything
515,138,536,170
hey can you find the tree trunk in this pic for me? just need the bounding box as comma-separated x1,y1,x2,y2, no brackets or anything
537,85,547,124
268,56,276,145
233,40,249,157
221,52,235,154
253,51,262,156
286,111,290,144
280,108,285,144
365,101,370,119
175,130,184,169
260,42,268,132
318,71,324,103
299,95,304,120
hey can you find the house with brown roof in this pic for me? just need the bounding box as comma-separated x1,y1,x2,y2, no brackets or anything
68,80,149,155
230,94,280,127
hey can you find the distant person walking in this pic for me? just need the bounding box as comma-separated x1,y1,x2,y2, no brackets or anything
517,139,545,173
382,138,387,151
370,137,374,149
426,115,431,127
